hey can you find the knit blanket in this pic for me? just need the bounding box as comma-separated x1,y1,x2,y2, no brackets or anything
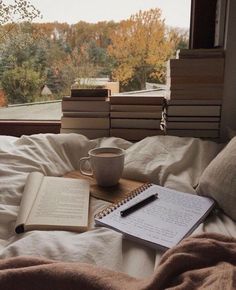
0,233,235,290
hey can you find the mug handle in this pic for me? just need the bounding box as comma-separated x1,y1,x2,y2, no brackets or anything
79,157,93,176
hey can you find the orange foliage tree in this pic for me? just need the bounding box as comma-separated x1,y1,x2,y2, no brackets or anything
108,9,185,90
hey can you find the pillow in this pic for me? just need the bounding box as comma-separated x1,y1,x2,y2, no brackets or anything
196,136,236,221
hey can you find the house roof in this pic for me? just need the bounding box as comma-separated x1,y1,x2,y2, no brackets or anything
41,85,53,95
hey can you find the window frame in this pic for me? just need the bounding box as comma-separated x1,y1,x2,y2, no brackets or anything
189,0,218,49
1,0,214,136
0,120,60,136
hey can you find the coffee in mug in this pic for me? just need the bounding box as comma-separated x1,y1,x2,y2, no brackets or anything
79,147,125,187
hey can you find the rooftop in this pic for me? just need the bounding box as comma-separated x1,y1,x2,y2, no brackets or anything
0,100,62,120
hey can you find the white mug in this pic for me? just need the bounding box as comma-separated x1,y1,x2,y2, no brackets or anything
79,147,125,187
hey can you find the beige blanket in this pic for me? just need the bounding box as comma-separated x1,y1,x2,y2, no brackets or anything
0,233,235,290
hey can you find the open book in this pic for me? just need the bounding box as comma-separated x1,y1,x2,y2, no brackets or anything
15,172,90,234
95,183,215,249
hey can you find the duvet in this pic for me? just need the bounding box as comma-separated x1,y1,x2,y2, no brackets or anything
0,133,235,281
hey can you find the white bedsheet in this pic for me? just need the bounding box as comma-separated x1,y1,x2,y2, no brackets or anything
0,133,235,278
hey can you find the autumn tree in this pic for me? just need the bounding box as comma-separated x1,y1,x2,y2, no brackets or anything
108,9,179,90
71,21,116,78
167,27,189,55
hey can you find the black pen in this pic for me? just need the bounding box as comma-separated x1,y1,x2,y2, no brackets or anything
120,193,158,217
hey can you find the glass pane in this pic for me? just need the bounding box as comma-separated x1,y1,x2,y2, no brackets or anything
0,0,191,120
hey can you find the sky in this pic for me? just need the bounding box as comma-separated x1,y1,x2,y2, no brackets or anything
26,0,191,28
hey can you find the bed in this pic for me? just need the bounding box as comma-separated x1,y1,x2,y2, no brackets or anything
0,133,235,289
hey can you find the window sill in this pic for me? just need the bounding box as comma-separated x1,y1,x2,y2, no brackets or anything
0,120,61,137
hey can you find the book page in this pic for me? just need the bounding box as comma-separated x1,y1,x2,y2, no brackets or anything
15,172,44,232
26,177,90,231
96,184,214,249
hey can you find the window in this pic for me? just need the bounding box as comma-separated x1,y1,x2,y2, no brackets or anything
0,0,191,135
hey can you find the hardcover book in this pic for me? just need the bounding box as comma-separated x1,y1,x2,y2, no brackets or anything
110,129,164,141
110,118,161,129
71,88,110,97
110,105,163,112
110,95,165,105
166,122,219,130
167,105,221,116
60,128,110,138
167,58,224,77
167,129,219,138
110,112,162,119
15,172,90,234
61,100,110,112
61,117,110,129
176,48,225,59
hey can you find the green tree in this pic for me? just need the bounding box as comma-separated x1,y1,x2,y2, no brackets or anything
1,65,43,104
0,23,47,103
0,1,42,104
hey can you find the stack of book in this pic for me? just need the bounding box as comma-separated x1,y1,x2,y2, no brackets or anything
109,93,165,141
176,48,225,59
60,89,110,139
164,49,224,139
166,99,222,138
166,56,225,100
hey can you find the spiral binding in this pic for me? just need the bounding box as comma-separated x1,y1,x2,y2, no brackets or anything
94,183,152,219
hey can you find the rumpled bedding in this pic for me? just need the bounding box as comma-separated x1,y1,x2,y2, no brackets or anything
0,233,235,290
0,133,236,279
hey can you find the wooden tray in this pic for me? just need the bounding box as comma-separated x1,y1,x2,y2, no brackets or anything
64,171,143,203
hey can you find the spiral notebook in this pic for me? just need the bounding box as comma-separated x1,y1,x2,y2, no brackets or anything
94,183,215,249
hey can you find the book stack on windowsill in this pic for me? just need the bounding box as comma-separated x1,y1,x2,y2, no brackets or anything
164,49,224,139
109,93,165,141
166,99,222,138
60,89,110,139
